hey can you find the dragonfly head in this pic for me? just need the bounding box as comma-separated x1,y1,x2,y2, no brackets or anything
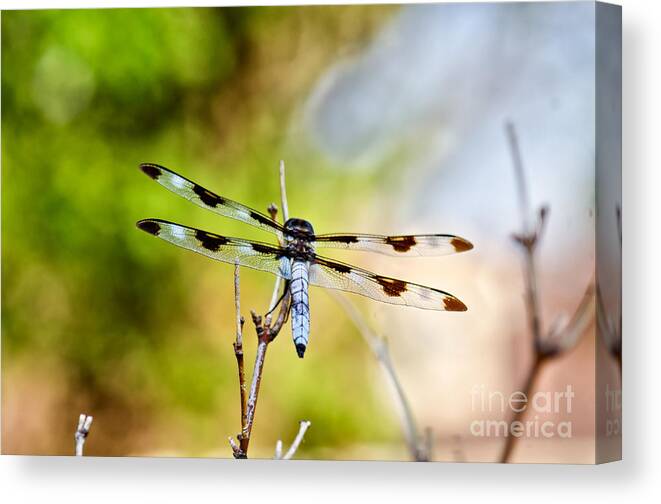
284,218,315,239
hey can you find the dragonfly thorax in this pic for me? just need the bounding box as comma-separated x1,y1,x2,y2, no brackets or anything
283,218,315,261
284,218,315,238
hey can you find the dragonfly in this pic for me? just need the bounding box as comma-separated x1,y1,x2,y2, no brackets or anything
136,163,473,358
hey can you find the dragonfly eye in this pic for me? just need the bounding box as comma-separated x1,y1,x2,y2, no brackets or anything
284,218,315,237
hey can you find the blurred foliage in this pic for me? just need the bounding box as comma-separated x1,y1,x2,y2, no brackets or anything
1,6,405,458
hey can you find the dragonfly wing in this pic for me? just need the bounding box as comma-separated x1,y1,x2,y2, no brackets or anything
137,219,291,279
312,233,473,257
309,255,467,311
140,163,284,238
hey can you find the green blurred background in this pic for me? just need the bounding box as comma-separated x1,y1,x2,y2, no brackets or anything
1,6,407,458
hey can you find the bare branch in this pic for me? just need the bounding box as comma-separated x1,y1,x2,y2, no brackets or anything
332,292,429,461
500,122,595,462
274,421,312,460
507,122,546,345
228,436,241,456
229,160,292,459
74,413,93,456
502,122,548,463
282,421,311,460
545,282,595,355
506,121,532,233
229,262,248,458
242,337,268,447
234,261,243,347
267,161,290,313
267,196,282,313
279,160,289,222
499,355,545,463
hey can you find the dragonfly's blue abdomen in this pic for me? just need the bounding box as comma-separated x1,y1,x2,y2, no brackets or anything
291,259,310,358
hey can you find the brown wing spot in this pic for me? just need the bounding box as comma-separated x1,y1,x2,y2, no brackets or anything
140,164,162,180
250,211,276,228
252,243,277,255
329,235,359,244
451,237,473,253
386,235,417,253
322,259,352,274
195,230,229,252
137,220,161,236
193,184,225,208
443,296,467,311
376,276,408,297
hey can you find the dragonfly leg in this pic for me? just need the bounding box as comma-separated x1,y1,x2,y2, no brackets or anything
266,280,290,318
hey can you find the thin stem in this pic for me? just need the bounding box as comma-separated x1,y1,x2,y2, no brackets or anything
499,356,545,462
501,122,595,463
545,282,595,355
269,278,284,313
523,246,543,344
506,122,547,343
229,160,292,459
506,121,531,233
243,334,269,446
282,421,312,460
234,262,243,347
74,414,93,456
267,161,290,313
500,281,595,463
332,292,429,461
507,122,545,343
502,121,547,463
232,262,247,441
228,436,241,455
279,160,289,222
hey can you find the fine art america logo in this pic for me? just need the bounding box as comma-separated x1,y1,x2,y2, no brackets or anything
470,384,574,439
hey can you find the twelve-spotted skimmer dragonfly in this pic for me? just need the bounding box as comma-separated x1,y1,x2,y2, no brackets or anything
137,163,472,358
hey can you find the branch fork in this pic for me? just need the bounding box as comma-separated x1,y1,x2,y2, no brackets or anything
74,413,93,456
274,420,312,460
500,122,596,462
227,160,308,459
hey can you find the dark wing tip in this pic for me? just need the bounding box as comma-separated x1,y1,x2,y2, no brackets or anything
443,295,468,312
136,219,162,236
296,343,307,358
140,163,164,180
451,237,474,253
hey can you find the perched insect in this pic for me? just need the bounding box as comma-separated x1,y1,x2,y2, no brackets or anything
137,163,472,358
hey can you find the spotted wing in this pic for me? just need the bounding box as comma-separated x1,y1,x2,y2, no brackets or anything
309,256,467,311
312,233,473,257
140,163,284,237
137,219,291,278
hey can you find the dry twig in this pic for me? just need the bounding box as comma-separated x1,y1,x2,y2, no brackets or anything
230,262,247,449
274,420,312,460
332,292,431,461
228,161,294,459
500,122,595,463
74,413,93,456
